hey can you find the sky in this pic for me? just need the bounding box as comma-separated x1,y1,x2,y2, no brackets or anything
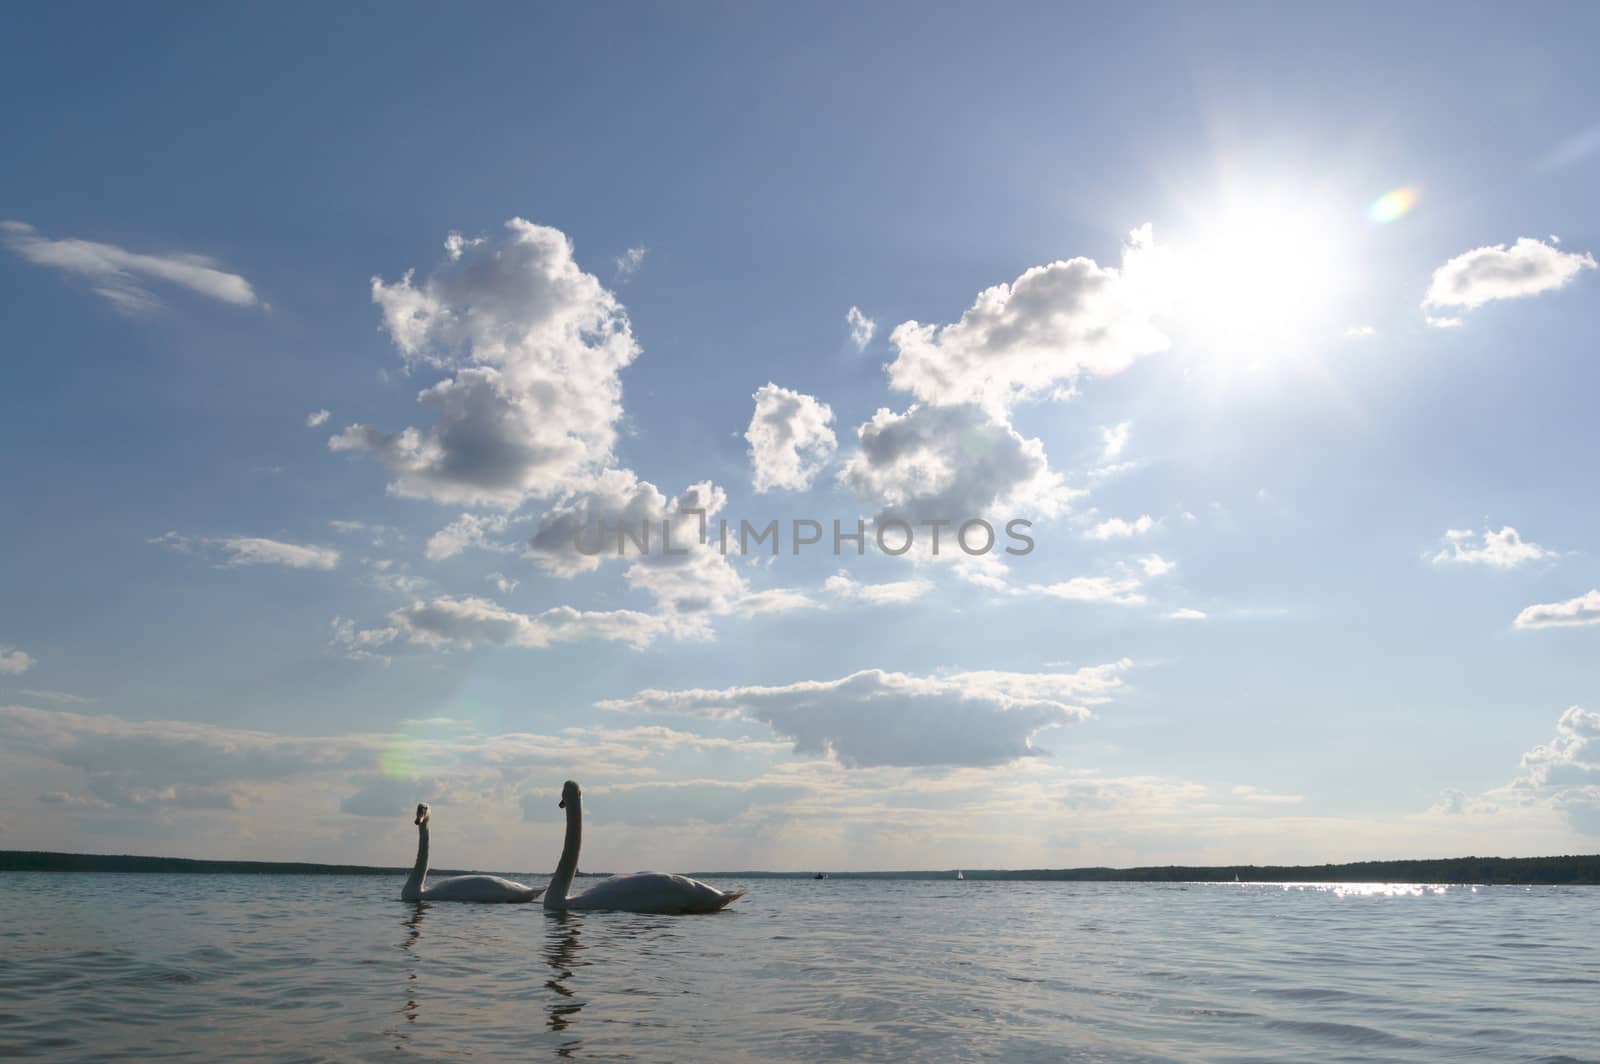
2,3,1599,873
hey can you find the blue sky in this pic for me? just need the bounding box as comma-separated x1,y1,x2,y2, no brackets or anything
3,3,1598,871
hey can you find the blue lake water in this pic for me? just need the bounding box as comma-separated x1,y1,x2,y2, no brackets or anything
0,873,1595,1062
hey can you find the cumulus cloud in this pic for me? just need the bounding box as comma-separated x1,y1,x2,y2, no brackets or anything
846,305,875,350
1,221,258,312
598,660,1131,768
839,402,1073,528
0,647,33,675
1167,608,1207,621
746,383,838,493
836,231,1166,558
150,532,339,571
331,219,639,507
1515,707,1600,834
306,409,330,428
1514,589,1600,630
1084,514,1155,540
1432,526,1552,568
823,571,933,606
884,225,1168,411
1422,236,1595,319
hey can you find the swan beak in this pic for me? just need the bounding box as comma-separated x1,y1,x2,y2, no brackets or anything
558,798,565,809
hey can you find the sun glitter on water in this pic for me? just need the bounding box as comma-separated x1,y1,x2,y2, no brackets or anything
1368,187,1418,224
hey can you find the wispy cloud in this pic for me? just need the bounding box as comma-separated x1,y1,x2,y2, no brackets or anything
150,532,339,571
614,245,647,280
2,221,258,312
846,305,876,351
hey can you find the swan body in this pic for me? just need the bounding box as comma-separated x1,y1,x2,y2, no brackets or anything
542,780,745,915
403,803,543,904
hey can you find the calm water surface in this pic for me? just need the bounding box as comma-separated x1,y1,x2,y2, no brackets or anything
0,874,1595,1062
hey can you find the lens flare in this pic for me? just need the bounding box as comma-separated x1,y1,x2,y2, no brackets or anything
1368,187,1418,224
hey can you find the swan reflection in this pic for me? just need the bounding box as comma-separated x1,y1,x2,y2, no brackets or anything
387,903,427,1048
544,910,585,1054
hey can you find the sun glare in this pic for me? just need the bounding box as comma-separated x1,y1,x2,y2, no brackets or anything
1167,192,1351,365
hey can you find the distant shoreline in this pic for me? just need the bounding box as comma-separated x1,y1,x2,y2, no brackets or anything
3,850,1597,884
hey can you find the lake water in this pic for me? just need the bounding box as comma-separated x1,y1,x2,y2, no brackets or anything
0,873,1595,1062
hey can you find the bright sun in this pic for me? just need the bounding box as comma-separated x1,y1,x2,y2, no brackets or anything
1168,193,1351,364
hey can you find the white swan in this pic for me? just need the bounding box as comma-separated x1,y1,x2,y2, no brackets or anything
402,803,543,903
542,781,745,914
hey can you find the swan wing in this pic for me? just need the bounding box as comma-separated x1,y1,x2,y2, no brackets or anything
421,874,542,903
567,872,743,914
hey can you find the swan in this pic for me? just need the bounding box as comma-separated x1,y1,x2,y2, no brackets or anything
402,803,543,903
542,780,746,914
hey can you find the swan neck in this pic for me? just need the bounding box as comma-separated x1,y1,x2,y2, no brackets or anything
545,798,581,908
403,821,428,901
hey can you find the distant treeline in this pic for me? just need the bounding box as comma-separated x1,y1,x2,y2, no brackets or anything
4,850,1599,884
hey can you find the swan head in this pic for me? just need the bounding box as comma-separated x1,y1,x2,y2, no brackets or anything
558,780,581,809
414,802,431,826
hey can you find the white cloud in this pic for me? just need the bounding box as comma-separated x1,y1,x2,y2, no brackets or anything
614,245,647,279
2,221,257,312
846,305,875,350
598,660,1131,768
151,532,339,571
1422,236,1595,319
0,703,375,810
341,596,677,655
746,383,838,493
306,409,330,428
219,538,339,570
1425,314,1463,329
1514,589,1600,630
344,476,815,657
424,512,519,561
839,402,1073,527
884,225,1168,411
486,572,519,594
331,219,639,508
1138,554,1176,577
823,571,933,605
1031,575,1147,606
1500,707,1600,835
1344,325,1375,338
1100,422,1131,459
1167,608,1207,621
0,647,33,675
1084,514,1155,540
1431,526,1551,568
1231,784,1303,804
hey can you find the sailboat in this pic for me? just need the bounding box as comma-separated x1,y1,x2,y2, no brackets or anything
956,869,964,880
